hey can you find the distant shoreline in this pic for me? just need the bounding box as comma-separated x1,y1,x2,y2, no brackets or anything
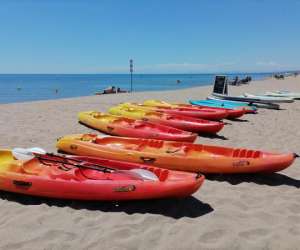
1,74,298,106
0,72,277,104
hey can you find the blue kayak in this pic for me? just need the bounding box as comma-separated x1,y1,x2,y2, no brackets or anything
189,99,257,113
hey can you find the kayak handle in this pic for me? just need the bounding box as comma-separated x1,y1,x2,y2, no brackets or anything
140,156,156,164
13,180,32,188
106,126,114,132
195,172,203,179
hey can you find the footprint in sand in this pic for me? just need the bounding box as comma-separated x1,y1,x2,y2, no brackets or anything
199,229,227,243
288,204,300,214
239,228,269,240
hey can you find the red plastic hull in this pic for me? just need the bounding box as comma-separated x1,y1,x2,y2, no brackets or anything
112,123,198,142
154,107,228,121
78,112,197,142
148,114,225,134
0,152,205,201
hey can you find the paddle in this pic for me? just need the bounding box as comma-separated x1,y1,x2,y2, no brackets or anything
13,147,116,172
12,148,159,181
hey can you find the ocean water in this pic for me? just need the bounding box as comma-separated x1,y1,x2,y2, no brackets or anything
0,73,272,104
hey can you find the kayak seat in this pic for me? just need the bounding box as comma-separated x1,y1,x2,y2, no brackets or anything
133,124,146,129
22,159,81,181
142,167,169,181
165,116,174,120
81,134,97,142
91,112,102,118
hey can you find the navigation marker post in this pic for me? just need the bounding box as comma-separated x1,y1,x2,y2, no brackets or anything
130,59,133,92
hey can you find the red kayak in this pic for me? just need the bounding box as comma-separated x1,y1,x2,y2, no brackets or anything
78,111,198,142
0,149,205,200
167,103,246,119
109,106,225,134
143,100,246,119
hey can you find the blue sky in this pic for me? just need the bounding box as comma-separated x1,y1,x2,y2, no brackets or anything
0,0,299,73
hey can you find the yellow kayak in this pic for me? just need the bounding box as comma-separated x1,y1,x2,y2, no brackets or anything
118,102,228,120
78,111,197,142
144,99,179,108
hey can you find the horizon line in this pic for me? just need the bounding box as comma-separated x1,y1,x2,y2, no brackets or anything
0,70,298,75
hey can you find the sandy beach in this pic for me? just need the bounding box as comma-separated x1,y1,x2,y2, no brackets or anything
0,76,299,250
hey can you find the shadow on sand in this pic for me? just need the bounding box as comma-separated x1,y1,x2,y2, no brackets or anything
0,192,213,219
206,172,300,188
199,133,228,140
78,121,101,132
226,118,249,122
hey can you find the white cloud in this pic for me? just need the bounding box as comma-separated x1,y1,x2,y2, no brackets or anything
256,61,280,67
134,62,238,73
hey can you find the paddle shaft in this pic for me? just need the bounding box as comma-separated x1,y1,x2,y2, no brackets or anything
35,153,116,173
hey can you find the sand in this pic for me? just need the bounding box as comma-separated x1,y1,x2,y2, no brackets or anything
0,75,299,250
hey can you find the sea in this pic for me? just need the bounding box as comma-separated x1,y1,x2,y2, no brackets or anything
0,73,273,104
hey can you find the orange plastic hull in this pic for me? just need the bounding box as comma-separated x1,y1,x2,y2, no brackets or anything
56,134,296,174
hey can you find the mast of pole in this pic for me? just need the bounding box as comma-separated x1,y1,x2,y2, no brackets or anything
130,59,133,92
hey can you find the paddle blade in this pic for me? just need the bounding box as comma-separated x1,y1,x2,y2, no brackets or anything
12,147,35,161
12,147,46,161
130,169,159,181
28,147,47,155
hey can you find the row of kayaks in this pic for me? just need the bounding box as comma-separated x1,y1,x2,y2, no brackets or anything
0,96,298,201
78,99,252,141
1,132,296,201
61,92,297,176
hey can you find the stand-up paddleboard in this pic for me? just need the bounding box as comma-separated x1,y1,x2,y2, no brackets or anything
192,98,257,113
211,93,281,110
264,91,300,100
243,93,294,103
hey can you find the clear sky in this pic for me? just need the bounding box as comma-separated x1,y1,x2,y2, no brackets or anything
0,0,299,74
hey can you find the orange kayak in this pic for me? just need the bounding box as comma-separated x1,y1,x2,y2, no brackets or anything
56,134,297,174
0,149,204,200
78,111,197,142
